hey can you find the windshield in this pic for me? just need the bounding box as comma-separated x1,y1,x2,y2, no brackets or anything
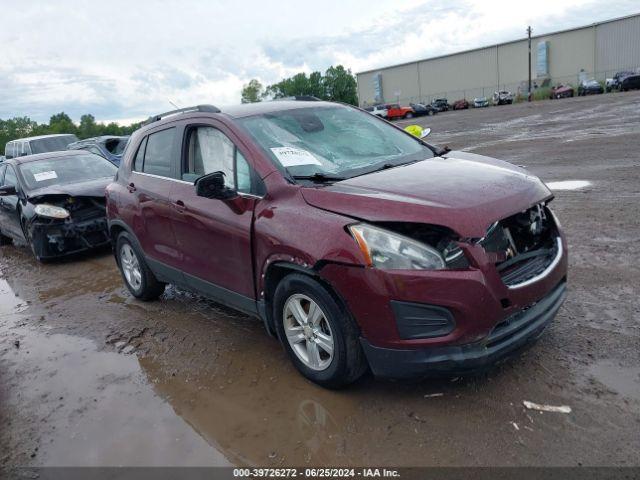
30,135,79,154
18,153,117,190
238,105,433,179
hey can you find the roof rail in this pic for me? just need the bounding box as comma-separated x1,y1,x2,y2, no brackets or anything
273,95,322,102
143,104,221,125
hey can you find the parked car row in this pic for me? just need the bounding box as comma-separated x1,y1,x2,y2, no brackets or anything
1,99,568,388
551,71,640,99
605,70,640,92
367,71,640,116
368,90,515,119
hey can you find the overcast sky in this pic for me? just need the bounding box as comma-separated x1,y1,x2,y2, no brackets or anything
1,0,638,124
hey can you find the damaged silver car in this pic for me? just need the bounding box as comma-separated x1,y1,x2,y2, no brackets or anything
0,150,116,261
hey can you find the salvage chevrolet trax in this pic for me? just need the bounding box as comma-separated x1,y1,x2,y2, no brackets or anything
0,151,116,261
106,101,568,388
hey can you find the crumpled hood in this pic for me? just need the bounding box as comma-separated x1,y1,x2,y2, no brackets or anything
27,177,112,201
301,151,552,238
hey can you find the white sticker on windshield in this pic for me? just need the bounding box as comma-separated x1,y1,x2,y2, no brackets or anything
33,171,58,182
270,147,321,167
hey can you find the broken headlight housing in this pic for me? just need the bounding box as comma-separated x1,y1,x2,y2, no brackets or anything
34,204,70,219
348,223,468,270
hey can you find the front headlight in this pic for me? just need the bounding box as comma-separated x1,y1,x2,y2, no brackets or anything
34,204,70,219
348,223,446,270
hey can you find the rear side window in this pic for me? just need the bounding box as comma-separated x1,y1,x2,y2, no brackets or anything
133,137,147,171
142,128,175,177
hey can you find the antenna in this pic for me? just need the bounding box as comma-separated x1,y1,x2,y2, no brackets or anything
168,99,180,109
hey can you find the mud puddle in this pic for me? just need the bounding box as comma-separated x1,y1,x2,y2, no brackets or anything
587,360,640,402
0,278,228,466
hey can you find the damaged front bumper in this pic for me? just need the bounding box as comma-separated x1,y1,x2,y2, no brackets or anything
29,216,110,259
360,281,567,378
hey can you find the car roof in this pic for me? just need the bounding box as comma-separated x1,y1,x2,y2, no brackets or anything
220,100,339,119
5,149,90,165
137,101,348,134
8,133,77,142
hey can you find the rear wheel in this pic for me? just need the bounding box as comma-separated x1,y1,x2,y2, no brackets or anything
116,232,165,301
273,273,367,389
405,112,413,119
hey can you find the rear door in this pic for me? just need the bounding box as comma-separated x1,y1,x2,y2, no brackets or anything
128,126,182,271
169,121,261,306
0,165,23,239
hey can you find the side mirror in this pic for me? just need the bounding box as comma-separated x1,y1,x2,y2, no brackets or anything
0,184,17,196
194,171,237,200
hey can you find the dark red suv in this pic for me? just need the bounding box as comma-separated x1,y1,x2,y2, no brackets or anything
106,101,567,388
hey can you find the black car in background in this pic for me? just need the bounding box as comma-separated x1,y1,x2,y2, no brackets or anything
619,72,640,91
430,98,449,112
409,102,438,116
4,134,79,159
578,79,604,96
0,150,117,261
67,135,130,166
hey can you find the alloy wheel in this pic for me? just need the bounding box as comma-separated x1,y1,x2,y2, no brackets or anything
120,244,142,291
283,294,334,371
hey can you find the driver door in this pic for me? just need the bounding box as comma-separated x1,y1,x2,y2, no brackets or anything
169,122,262,309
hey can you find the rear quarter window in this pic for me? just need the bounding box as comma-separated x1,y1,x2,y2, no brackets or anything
142,128,175,177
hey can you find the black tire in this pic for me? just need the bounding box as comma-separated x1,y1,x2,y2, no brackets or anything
273,273,367,389
116,232,165,301
405,112,413,119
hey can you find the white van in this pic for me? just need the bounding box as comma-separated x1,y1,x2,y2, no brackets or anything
4,134,79,159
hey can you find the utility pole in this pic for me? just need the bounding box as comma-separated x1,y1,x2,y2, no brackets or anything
527,26,532,102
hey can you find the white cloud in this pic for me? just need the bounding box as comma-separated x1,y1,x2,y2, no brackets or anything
0,0,637,124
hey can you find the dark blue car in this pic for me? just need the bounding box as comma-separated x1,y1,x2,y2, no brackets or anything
67,136,129,166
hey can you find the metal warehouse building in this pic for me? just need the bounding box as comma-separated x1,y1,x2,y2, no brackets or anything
356,13,640,106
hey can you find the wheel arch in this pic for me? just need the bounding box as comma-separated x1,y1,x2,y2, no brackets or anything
260,260,354,340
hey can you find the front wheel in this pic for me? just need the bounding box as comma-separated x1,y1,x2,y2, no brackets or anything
405,112,413,119
273,273,367,388
116,232,165,301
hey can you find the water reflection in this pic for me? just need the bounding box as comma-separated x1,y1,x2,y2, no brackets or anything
139,354,357,466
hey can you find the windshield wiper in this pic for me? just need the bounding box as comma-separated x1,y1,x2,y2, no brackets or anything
292,173,346,183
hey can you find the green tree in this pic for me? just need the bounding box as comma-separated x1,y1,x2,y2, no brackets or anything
241,79,264,103
78,114,99,139
48,112,77,135
323,65,358,105
0,117,39,154
264,65,358,104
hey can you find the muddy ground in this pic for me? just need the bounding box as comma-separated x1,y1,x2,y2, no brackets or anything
1,91,639,468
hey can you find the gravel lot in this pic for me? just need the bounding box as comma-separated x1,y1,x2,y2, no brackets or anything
1,91,639,468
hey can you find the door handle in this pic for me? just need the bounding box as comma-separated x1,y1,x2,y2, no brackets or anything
172,200,186,213
128,182,136,193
